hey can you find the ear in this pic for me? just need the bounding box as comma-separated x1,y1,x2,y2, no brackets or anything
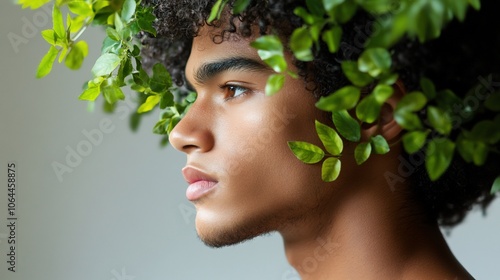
360,80,406,142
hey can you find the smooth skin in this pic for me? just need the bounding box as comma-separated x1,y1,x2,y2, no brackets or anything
169,23,473,280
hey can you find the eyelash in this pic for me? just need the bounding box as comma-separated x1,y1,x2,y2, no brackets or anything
221,84,251,100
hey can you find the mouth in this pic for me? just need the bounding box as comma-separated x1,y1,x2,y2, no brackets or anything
182,166,218,201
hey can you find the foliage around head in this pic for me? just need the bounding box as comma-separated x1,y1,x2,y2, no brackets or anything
17,0,500,226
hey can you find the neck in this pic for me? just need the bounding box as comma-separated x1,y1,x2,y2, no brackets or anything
279,151,472,279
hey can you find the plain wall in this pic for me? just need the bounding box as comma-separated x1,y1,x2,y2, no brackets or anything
0,2,499,279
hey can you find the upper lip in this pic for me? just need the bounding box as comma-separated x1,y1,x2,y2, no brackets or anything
182,166,217,184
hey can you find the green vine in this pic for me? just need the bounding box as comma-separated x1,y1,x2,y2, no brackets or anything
16,0,500,193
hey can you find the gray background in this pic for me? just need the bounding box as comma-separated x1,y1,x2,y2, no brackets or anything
1,2,499,279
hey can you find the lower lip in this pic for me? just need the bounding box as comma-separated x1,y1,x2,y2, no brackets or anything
186,181,218,201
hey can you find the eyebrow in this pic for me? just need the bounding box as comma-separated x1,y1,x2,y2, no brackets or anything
187,57,273,89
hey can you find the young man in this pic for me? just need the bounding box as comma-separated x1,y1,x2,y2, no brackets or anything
141,0,499,278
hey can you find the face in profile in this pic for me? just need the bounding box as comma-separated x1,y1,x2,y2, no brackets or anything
169,25,349,247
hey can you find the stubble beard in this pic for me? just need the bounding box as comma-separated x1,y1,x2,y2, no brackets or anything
195,205,313,248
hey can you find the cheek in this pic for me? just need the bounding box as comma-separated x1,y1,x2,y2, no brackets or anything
212,95,325,209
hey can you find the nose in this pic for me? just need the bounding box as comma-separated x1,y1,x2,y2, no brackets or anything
169,100,215,154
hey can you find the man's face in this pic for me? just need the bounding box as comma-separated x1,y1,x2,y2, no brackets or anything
169,25,337,247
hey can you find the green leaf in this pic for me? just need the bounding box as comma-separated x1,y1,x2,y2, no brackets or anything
134,66,150,85
420,77,436,100
17,0,51,9
93,1,111,12
118,56,133,85
322,157,341,182
356,95,381,124
79,77,104,101
491,176,500,195
357,0,394,13
160,91,174,109
68,1,93,17
370,135,390,154
263,55,288,73
91,53,121,77
469,0,481,10
251,35,284,54
150,63,172,92
306,0,326,16
322,26,342,53
208,0,228,23
322,0,345,12
471,141,489,166
448,0,468,21
101,37,119,54
79,87,100,101
332,110,361,142
394,110,423,131
251,35,287,73
310,22,323,42
354,142,371,165
485,92,500,112
378,73,399,85
153,118,168,134
64,41,88,70
435,89,461,111
167,116,182,134
426,138,455,181
290,27,314,61
315,120,343,156
412,2,444,42
456,135,488,165
329,0,358,23
41,29,56,45
102,82,125,104
159,135,169,146
294,7,315,25
69,15,86,34
316,86,361,111
427,106,452,135
341,61,373,87
52,5,65,39
58,45,68,63
185,91,198,103
469,120,500,144
121,0,136,22
402,130,428,154
36,46,59,78
137,95,161,113
106,27,121,41
372,84,393,104
114,13,124,33
233,0,251,14
103,99,117,113
136,5,157,36
288,141,325,164
265,74,285,96
358,48,392,78
395,91,427,112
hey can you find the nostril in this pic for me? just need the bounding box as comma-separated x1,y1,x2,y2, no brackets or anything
169,124,215,154
182,144,201,152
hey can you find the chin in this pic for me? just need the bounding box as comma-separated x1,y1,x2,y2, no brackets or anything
194,212,276,248
196,228,259,248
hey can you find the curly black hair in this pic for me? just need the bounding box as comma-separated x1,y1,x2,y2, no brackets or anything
140,0,500,227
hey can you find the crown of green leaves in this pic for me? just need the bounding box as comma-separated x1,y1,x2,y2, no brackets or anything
17,0,500,193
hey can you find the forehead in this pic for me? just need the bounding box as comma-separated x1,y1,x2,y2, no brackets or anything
185,26,262,78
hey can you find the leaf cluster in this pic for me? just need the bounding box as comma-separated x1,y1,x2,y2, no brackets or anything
19,0,500,193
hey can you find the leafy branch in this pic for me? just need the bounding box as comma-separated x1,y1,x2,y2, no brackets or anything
210,0,499,192
19,0,195,145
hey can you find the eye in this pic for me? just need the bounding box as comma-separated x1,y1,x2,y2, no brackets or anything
222,84,251,100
